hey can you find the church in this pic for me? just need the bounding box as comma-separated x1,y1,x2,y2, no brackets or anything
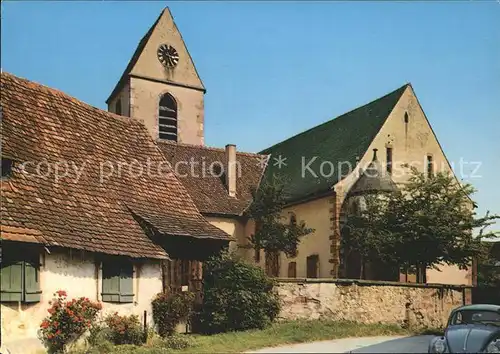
0,7,472,346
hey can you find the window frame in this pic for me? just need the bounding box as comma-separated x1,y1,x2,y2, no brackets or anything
115,98,122,116
386,147,393,174
158,93,178,142
101,258,134,303
1,245,41,303
426,154,434,178
306,254,319,279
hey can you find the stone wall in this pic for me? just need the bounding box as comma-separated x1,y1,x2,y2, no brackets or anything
276,279,471,329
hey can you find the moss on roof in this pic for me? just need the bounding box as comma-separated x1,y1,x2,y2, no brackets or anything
260,84,409,202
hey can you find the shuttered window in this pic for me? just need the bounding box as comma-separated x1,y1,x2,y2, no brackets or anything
1,248,41,303
102,260,134,303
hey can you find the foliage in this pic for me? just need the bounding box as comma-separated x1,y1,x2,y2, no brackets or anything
246,175,314,264
104,313,144,345
38,290,102,353
477,241,500,287
195,252,281,334
343,167,499,278
151,290,195,337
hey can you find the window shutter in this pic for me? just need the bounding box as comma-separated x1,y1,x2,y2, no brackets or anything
119,264,134,303
1,261,23,302
24,261,41,303
102,263,120,303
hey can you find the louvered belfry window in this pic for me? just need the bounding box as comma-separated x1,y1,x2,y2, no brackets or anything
158,93,178,141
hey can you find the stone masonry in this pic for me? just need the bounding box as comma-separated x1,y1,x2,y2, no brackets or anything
276,279,469,329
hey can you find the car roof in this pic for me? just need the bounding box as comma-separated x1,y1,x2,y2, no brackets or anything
451,304,500,314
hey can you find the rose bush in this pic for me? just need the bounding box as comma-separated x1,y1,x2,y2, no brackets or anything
104,313,144,345
38,290,102,353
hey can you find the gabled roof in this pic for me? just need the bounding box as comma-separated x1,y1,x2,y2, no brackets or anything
260,84,409,203
106,7,205,104
1,72,230,259
158,141,267,216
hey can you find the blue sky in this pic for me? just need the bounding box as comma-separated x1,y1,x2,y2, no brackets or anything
1,1,499,232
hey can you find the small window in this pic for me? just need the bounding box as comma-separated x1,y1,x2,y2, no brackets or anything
102,259,134,303
386,147,393,174
306,255,319,278
2,159,13,179
290,213,297,226
1,246,41,303
404,112,409,124
115,98,122,116
427,155,434,178
158,93,177,142
254,248,261,263
287,262,297,278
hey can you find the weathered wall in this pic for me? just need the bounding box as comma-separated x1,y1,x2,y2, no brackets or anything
107,81,130,117
1,249,162,345
130,76,204,145
276,279,469,329
277,196,334,278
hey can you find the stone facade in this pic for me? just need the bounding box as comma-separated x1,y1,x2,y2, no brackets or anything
276,279,469,329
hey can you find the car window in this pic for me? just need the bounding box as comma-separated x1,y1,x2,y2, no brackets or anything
451,310,500,325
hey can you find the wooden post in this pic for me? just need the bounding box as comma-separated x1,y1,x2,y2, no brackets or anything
143,310,147,343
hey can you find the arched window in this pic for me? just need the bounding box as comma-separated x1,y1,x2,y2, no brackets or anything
289,213,297,226
115,98,122,116
404,112,409,124
158,93,177,141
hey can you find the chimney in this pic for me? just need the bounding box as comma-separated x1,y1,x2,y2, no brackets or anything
225,144,237,197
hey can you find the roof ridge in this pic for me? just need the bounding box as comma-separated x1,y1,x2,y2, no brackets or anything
106,8,166,103
260,83,409,154
156,140,266,157
1,72,141,126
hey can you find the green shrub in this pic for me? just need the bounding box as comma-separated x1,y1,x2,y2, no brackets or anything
38,290,102,353
195,252,281,334
161,334,193,349
151,291,195,337
104,313,144,345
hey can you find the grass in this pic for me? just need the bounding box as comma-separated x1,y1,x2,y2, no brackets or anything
72,320,413,354
172,320,412,353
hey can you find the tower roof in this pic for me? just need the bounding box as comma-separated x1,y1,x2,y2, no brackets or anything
348,149,398,196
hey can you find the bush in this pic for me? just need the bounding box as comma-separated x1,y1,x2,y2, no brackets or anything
195,252,281,334
151,291,195,337
104,313,144,345
38,290,102,353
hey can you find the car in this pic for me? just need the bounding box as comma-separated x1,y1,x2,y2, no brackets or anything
428,304,500,353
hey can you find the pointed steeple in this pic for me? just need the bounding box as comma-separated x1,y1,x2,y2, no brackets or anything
348,149,398,196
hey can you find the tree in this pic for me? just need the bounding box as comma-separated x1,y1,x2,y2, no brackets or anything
246,175,314,276
477,241,500,288
344,167,498,282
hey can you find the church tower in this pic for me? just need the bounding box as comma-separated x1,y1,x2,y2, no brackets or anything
106,8,205,145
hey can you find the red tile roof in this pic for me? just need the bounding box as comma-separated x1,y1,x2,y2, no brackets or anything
1,72,230,259
158,141,267,216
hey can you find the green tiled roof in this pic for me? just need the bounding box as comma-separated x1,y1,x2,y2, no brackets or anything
260,84,409,203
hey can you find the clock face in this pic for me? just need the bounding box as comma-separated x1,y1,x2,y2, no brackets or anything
157,44,179,68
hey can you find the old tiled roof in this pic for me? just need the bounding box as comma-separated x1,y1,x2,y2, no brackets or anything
158,141,267,216
260,84,408,203
1,72,230,259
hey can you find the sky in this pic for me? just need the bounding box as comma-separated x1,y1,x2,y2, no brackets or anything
1,1,499,233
